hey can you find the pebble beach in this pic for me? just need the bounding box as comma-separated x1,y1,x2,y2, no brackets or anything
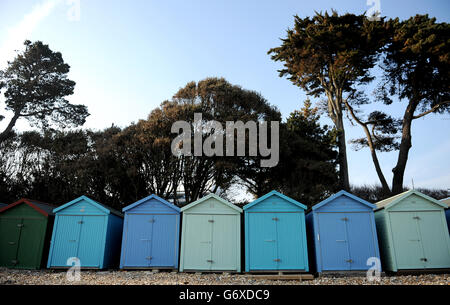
0,269,448,285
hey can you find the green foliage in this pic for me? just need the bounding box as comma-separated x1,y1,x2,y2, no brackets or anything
269,11,386,96
268,11,388,191
274,100,339,206
351,184,449,203
378,15,450,110
0,40,89,143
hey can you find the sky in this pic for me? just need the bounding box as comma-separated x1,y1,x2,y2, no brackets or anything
0,0,449,192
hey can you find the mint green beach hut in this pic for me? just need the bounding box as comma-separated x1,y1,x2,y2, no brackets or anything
179,194,242,272
374,190,450,271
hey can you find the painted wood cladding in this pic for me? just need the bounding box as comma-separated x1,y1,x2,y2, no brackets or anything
0,199,55,269
306,190,381,272
179,194,242,272
120,194,180,269
47,196,123,269
244,191,309,272
375,190,450,271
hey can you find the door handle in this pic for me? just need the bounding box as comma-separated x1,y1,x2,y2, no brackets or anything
208,220,214,223
17,224,24,228
346,259,353,263
264,240,276,242
420,258,428,262
206,259,213,263
149,219,155,223
273,259,281,262
69,240,77,242
272,217,279,221
77,221,83,224
413,216,420,220
146,256,152,260
8,241,16,245
341,217,348,221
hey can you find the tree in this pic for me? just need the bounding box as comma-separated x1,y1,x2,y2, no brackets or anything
171,77,281,203
345,100,401,195
274,100,338,206
0,40,89,143
346,15,450,194
381,15,450,194
268,11,386,191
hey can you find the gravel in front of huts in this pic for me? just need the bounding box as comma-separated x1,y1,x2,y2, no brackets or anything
0,269,449,285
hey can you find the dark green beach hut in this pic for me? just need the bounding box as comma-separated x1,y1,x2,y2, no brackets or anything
0,198,55,269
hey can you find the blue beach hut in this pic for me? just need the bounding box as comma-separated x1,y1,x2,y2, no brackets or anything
47,196,123,269
120,194,180,269
243,190,309,272
306,190,381,273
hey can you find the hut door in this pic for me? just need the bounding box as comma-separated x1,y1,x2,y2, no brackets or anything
183,214,213,270
317,213,351,270
0,218,22,267
247,213,277,270
389,212,426,269
151,214,178,267
51,216,82,267
17,218,46,268
122,214,153,267
77,216,105,267
276,213,306,270
211,215,238,271
345,213,377,270
416,211,450,269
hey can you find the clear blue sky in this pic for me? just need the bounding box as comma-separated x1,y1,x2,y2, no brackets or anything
0,0,449,191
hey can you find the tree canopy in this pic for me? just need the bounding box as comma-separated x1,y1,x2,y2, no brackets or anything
0,40,89,143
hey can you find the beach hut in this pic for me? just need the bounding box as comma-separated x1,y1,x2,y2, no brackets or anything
375,190,450,271
0,199,55,269
440,197,450,234
179,194,242,272
120,194,180,269
306,190,380,273
244,190,308,272
47,196,123,269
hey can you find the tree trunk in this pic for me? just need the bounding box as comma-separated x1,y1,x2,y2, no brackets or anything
392,100,418,194
343,100,391,195
0,112,20,144
335,111,350,191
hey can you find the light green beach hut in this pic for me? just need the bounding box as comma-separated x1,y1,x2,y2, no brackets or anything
179,194,242,272
374,190,450,271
